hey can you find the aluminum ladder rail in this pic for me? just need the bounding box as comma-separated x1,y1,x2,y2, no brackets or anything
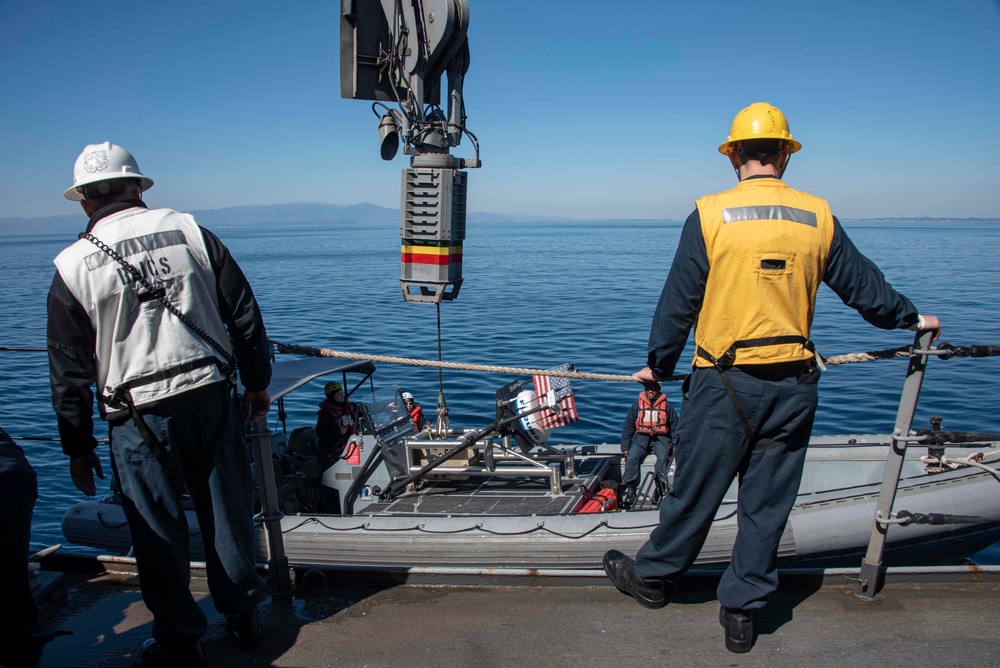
249,419,293,596
853,329,935,602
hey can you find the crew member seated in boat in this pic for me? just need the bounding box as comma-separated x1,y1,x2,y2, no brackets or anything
619,381,679,508
316,381,357,465
402,391,427,432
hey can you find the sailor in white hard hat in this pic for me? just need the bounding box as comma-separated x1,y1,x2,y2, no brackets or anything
63,141,154,206
48,142,272,665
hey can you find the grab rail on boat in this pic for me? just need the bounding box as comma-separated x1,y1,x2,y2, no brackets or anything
404,436,569,495
379,399,574,501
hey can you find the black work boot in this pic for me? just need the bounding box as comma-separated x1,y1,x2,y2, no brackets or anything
141,638,207,668
620,484,636,509
225,609,263,649
602,549,668,609
719,605,755,653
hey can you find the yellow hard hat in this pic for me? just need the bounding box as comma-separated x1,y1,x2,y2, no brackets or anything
718,102,801,156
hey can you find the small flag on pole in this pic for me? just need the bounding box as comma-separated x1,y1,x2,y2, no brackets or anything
532,364,580,429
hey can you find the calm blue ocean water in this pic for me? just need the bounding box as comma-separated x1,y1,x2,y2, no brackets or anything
2,218,998,563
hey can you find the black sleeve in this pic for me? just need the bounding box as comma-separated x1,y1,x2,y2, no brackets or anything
620,402,639,450
200,227,272,391
315,409,338,451
46,272,100,457
647,209,709,378
823,217,919,330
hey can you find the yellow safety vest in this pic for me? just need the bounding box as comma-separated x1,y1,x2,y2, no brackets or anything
693,178,834,368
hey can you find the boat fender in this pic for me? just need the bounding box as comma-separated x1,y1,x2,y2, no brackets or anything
577,488,618,514
515,390,551,445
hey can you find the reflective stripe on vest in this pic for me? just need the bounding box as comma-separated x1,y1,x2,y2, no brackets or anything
693,178,834,368
635,392,669,435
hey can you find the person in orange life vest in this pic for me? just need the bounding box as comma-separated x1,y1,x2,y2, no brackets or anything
402,391,426,432
315,381,357,465
619,381,679,507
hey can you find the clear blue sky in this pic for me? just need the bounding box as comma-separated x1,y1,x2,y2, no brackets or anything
2,0,998,220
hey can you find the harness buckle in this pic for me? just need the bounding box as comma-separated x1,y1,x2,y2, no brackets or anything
716,347,737,370
105,385,129,411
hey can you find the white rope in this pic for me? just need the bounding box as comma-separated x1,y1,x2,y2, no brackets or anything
270,340,984,381
921,450,1000,481
273,341,685,383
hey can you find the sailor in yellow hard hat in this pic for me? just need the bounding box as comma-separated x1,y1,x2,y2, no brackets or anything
717,101,801,178
603,102,941,654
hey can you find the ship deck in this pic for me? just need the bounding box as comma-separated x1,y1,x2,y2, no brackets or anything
34,553,1000,667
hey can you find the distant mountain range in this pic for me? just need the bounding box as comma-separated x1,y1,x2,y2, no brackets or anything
0,202,573,235
2,204,995,236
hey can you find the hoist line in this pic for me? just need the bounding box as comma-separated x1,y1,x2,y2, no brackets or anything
434,302,450,432
436,302,445,396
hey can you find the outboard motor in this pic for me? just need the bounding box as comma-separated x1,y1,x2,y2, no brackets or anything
495,380,548,452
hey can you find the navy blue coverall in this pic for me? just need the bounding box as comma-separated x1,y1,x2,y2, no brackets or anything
633,183,921,612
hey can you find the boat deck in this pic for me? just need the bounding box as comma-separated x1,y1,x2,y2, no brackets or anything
35,556,1000,667
363,457,609,516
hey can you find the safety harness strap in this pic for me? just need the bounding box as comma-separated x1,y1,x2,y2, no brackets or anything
119,390,187,494
81,231,238,495
101,357,225,410
696,335,811,370
100,356,230,495
697,336,812,452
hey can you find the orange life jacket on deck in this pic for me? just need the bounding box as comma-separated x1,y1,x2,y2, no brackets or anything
577,488,618,514
636,392,670,436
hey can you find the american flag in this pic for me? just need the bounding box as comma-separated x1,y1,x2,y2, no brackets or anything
532,364,580,429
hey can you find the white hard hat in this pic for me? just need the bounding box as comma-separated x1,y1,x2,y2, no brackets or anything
65,142,154,201
402,392,414,401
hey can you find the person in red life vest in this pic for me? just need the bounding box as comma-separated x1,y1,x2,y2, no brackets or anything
315,381,357,465
402,391,426,432
619,381,679,508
